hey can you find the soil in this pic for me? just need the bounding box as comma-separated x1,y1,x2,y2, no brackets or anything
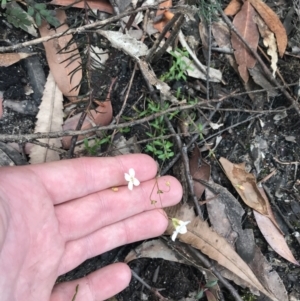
1,1,300,301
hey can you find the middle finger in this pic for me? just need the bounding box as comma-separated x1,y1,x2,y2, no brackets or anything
55,175,182,241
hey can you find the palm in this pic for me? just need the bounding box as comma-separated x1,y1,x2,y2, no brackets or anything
0,154,182,301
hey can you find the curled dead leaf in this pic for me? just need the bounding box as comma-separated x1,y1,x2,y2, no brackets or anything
255,15,278,76
62,101,112,149
39,10,82,102
153,0,172,37
248,0,287,57
224,0,242,15
219,157,282,233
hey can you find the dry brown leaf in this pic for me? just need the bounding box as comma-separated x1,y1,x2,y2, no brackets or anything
165,216,279,301
248,65,277,96
211,20,238,72
0,52,36,67
254,187,299,265
189,146,210,199
249,246,289,301
39,10,82,102
224,0,242,15
49,0,113,13
254,211,299,265
62,101,112,149
219,157,282,233
153,0,172,36
248,0,287,57
198,22,209,51
254,15,278,76
204,180,291,297
231,1,259,83
29,72,63,164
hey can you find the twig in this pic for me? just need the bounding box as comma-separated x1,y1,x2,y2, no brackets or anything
205,14,212,100
0,97,286,144
131,269,171,301
161,113,262,175
151,14,185,62
0,102,199,142
68,16,93,158
30,139,66,154
181,145,203,218
146,13,182,63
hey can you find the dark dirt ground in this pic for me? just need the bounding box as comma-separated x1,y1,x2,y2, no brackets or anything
1,0,300,300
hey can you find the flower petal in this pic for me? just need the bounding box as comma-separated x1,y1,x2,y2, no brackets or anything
129,168,135,177
133,178,140,186
124,173,131,181
128,181,133,191
178,226,188,234
171,230,178,241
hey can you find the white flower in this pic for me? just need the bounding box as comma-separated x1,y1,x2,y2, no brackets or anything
124,168,140,190
171,218,191,241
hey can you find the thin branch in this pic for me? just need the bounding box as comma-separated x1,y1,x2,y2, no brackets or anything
131,270,171,301
161,113,263,175
0,98,288,143
146,13,182,63
151,14,185,62
0,2,170,53
181,145,203,218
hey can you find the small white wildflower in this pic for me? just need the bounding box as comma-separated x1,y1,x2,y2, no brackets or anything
124,168,140,190
171,218,191,241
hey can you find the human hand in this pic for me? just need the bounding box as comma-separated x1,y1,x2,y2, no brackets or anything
0,154,182,301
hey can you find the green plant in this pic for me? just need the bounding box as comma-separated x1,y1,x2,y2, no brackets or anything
160,48,193,82
196,279,218,300
134,99,175,161
26,1,60,27
241,290,257,301
145,100,174,160
197,0,220,22
83,135,111,155
1,0,59,32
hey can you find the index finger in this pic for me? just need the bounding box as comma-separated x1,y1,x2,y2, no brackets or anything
26,154,158,204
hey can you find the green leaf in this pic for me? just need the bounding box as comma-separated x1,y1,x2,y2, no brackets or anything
83,138,89,148
153,140,162,146
35,12,41,27
34,3,46,10
47,16,60,27
146,132,153,138
99,136,110,145
146,145,154,152
27,6,34,16
196,290,204,299
205,280,218,288
40,9,51,17
1,0,7,9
